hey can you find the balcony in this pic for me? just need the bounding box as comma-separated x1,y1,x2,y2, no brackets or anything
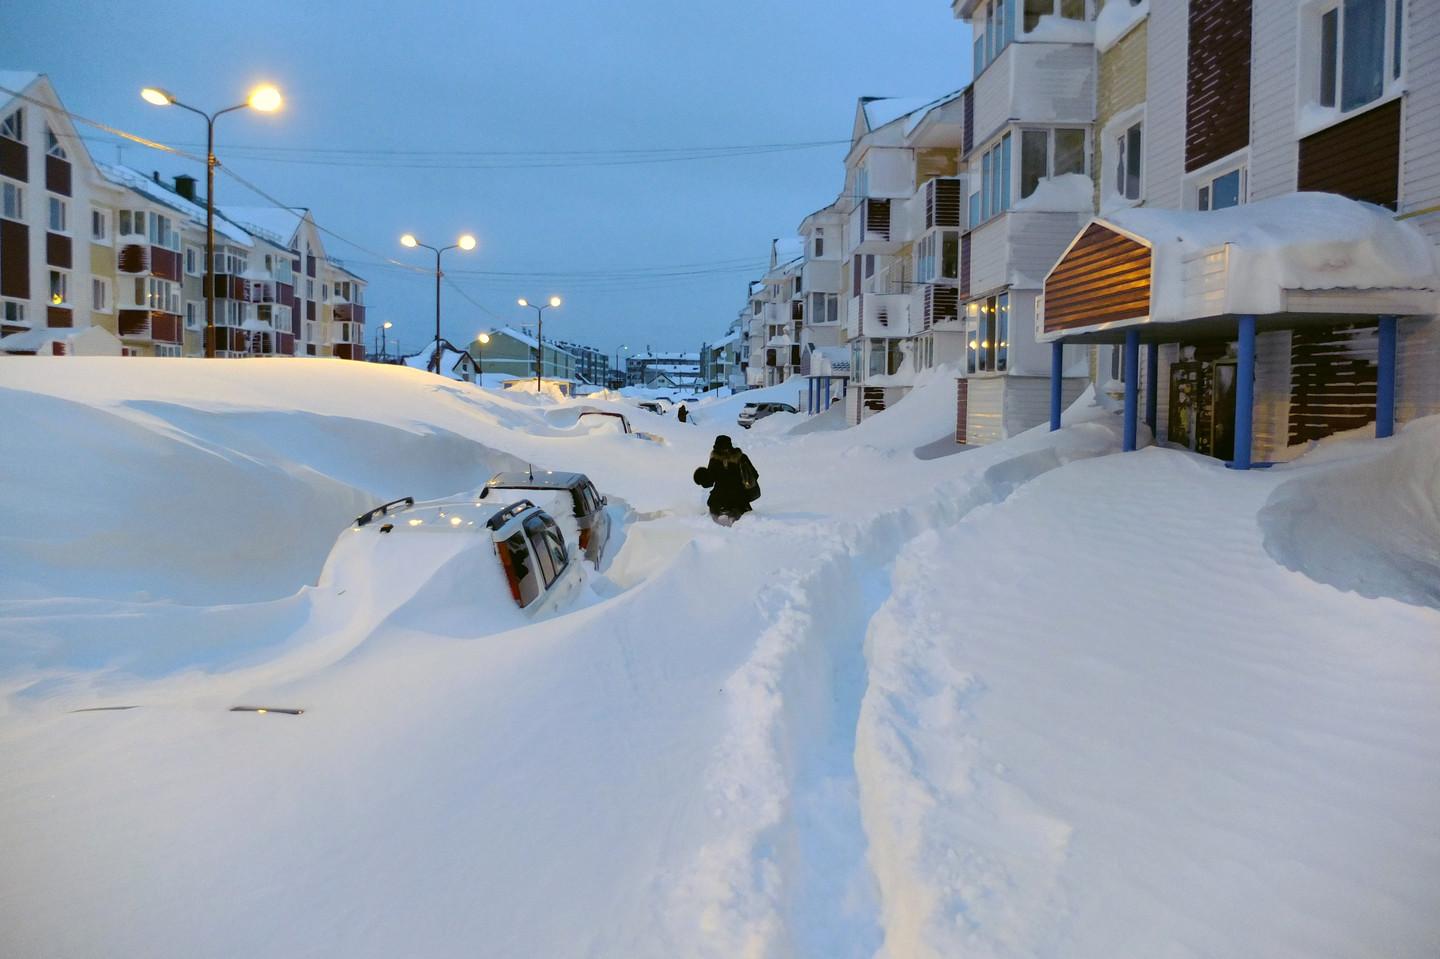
911,284,961,331
850,292,912,339
334,302,366,326
117,309,182,344
847,198,903,255
802,257,841,294
971,40,1095,147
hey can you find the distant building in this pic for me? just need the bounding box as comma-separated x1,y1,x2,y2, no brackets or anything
626,349,701,389
0,72,366,360
467,326,578,380
552,338,610,385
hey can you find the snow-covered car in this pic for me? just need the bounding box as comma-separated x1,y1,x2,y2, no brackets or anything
737,402,798,428
349,495,583,616
480,470,612,569
576,410,633,434
575,409,665,445
637,401,666,416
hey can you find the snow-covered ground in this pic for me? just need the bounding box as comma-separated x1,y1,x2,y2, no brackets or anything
1,358,1436,958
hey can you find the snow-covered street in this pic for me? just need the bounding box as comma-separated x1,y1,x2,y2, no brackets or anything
2,358,1437,958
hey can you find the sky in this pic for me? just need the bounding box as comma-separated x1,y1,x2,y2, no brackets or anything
2,0,972,360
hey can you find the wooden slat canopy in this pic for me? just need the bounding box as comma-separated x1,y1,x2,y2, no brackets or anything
1043,223,1152,334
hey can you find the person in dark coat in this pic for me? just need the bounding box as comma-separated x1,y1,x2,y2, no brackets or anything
677,404,689,423
694,434,759,525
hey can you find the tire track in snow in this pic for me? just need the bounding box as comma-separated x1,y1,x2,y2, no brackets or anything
658,420,1122,957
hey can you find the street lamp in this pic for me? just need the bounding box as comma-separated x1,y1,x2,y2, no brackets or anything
614,344,630,388
517,295,562,392
141,83,282,358
475,331,490,383
379,320,393,359
401,232,476,373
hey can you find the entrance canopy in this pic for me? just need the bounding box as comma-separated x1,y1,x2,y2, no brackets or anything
1039,193,1438,342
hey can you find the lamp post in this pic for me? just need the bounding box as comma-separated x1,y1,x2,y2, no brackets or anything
475,331,490,383
141,84,282,359
517,295,562,392
614,344,629,388
401,232,476,373
379,320,393,359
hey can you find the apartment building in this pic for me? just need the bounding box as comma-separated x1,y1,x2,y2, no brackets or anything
552,338,610,385
755,239,804,386
1038,0,1440,467
465,326,578,380
0,72,366,361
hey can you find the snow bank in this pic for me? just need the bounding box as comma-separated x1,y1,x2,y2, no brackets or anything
1012,173,1095,213
856,438,1440,958
1260,415,1440,610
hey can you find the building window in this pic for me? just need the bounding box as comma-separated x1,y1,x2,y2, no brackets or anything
974,0,1018,76
149,213,179,251
979,133,1012,222
48,196,67,233
2,300,26,326
1019,127,1086,199
1310,0,1403,116
90,208,109,242
1024,0,1085,32
185,302,199,330
49,270,68,305
813,228,824,258
118,210,145,237
185,247,199,275
156,344,181,358
915,230,961,283
92,277,110,312
45,125,67,160
966,292,1009,373
1,180,22,221
144,277,180,314
1195,162,1246,211
0,108,21,142
1113,122,1143,201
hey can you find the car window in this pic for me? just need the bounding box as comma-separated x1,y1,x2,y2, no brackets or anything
569,486,587,516
524,515,558,586
502,532,541,606
541,516,569,573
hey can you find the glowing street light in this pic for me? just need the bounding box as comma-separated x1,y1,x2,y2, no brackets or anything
399,232,477,373
517,295,563,391
474,331,491,382
140,82,284,357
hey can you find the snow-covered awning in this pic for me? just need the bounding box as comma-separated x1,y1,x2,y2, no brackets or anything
1040,193,1440,342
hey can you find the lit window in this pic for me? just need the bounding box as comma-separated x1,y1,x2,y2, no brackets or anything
49,270,68,305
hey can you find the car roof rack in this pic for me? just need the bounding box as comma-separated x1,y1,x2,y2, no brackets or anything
485,498,537,531
355,496,415,528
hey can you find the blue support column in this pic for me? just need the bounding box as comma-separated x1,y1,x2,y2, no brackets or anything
1123,329,1140,452
1376,314,1397,438
1145,342,1159,431
808,378,815,414
1049,340,1064,431
826,377,833,410
1233,314,1256,469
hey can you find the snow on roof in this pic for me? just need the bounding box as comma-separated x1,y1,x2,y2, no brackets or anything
221,206,305,248
487,326,580,358
1102,192,1440,321
903,89,965,136
98,163,253,244
1095,0,1149,52
862,96,938,132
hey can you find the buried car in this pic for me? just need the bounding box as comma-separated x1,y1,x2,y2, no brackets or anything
737,401,799,429
348,495,584,617
480,470,612,569
575,409,665,444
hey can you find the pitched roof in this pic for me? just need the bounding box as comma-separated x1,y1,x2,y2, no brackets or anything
221,206,306,248
98,163,253,244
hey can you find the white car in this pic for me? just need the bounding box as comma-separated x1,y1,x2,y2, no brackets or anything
344,495,584,617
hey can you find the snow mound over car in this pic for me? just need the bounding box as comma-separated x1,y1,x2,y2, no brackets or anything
1260,415,1440,609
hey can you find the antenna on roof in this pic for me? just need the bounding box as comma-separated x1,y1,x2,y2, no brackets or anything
527,462,534,481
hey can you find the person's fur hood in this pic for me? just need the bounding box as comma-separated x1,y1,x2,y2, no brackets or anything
710,446,744,467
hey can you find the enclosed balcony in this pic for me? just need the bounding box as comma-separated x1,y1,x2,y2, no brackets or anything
847,198,903,255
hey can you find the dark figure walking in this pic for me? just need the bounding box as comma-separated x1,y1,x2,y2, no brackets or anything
677,403,689,423
693,434,760,525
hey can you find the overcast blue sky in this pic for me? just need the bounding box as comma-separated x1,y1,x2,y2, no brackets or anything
3,0,972,359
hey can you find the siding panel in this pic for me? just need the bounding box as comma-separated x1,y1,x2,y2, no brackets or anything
0,218,29,298
1248,0,1298,200
1145,0,1188,207
1400,0,1440,243
1288,323,1378,444
1298,99,1402,209
1186,0,1253,172
1043,223,1152,333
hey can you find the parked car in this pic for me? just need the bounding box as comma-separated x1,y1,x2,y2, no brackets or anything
480,470,612,569
737,402,799,429
350,495,583,616
637,401,666,416
575,409,665,444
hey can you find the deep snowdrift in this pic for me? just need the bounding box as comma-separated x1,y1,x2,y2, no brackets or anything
1260,417,1440,609
2,357,1437,959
